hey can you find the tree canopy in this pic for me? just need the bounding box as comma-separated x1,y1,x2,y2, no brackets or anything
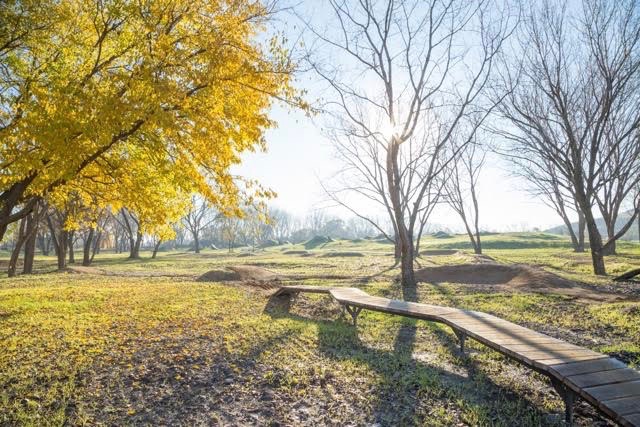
0,0,301,239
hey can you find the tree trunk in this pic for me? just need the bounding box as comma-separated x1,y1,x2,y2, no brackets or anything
194,233,200,254
129,231,142,259
414,216,430,258
386,138,416,291
46,213,68,270
576,210,586,252
22,208,39,274
583,209,606,275
91,231,101,261
67,231,75,264
474,232,482,255
602,222,616,256
37,232,50,256
8,217,27,277
83,228,95,266
57,230,68,270
152,240,162,259
0,176,36,242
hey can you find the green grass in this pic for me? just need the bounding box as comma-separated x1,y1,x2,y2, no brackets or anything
1,233,639,425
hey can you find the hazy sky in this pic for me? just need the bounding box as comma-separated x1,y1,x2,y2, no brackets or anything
236,105,564,232
236,2,565,233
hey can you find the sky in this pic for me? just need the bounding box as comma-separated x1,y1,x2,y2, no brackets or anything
236,106,562,233
236,1,565,233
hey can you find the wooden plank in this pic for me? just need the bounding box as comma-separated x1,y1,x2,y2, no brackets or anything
448,321,533,335
549,358,628,378
501,342,584,353
602,396,640,416
534,355,608,367
467,330,557,341
445,311,498,320
620,412,640,427
488,337,563,346
583,379,640,401
509,348,601,360
567,368,640,389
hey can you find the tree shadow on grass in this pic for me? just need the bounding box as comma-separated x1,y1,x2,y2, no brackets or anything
70,317,311,426
264,293,566,426
355,264,398,284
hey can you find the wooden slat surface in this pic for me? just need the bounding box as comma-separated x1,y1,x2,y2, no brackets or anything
550,358,628,378
275,285,640,426
622,413,640,426
602,396,640,415
584,380,640,401
567,368,640,389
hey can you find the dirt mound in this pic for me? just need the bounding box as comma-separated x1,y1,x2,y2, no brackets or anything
432,231,452,239
236,252,255,257
415,263,626,302
66,266,104,275
420,249,458,256
304,235,332,249
260,239,279,248
197,265,280,283
283,250,311,256
320,251,364,258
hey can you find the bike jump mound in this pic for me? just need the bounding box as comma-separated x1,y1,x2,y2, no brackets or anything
197,265,281,287
414,263,626,302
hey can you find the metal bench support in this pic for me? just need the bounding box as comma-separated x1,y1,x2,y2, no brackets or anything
551,378,576,426
344,305,363,326
453,329,467,353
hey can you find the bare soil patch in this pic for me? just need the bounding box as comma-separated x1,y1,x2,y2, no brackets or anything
65,266,194,279
283,250,312,256
66,266,104,275
415,263,630,302
196,266,282,291
420,249,458,256
320,251,364,258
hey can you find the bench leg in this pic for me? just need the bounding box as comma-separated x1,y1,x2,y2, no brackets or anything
453,329,467,353
344,305,363,326
551,379,576,426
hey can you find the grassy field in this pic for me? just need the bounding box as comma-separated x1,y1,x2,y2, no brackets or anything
1,233,639,426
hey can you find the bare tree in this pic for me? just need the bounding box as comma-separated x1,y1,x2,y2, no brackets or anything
116,208,142,259
182,196,217,254
444,142,487,254
269,207,292,243
496,0,640,274
221,216,240,252
504,155,587,252
304,0,516,291
345,217,377,239
45,207,69,270
81,209,108,266
305,209,327,236
595,127,640,255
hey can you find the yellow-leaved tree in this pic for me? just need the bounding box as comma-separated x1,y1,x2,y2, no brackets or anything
0,0,303,241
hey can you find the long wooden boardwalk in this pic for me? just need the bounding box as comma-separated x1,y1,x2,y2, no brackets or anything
273,285,640,426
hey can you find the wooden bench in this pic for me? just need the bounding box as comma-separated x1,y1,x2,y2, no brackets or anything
273,285,640,426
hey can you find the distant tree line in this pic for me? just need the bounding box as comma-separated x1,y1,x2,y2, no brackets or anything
0,198,388,275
